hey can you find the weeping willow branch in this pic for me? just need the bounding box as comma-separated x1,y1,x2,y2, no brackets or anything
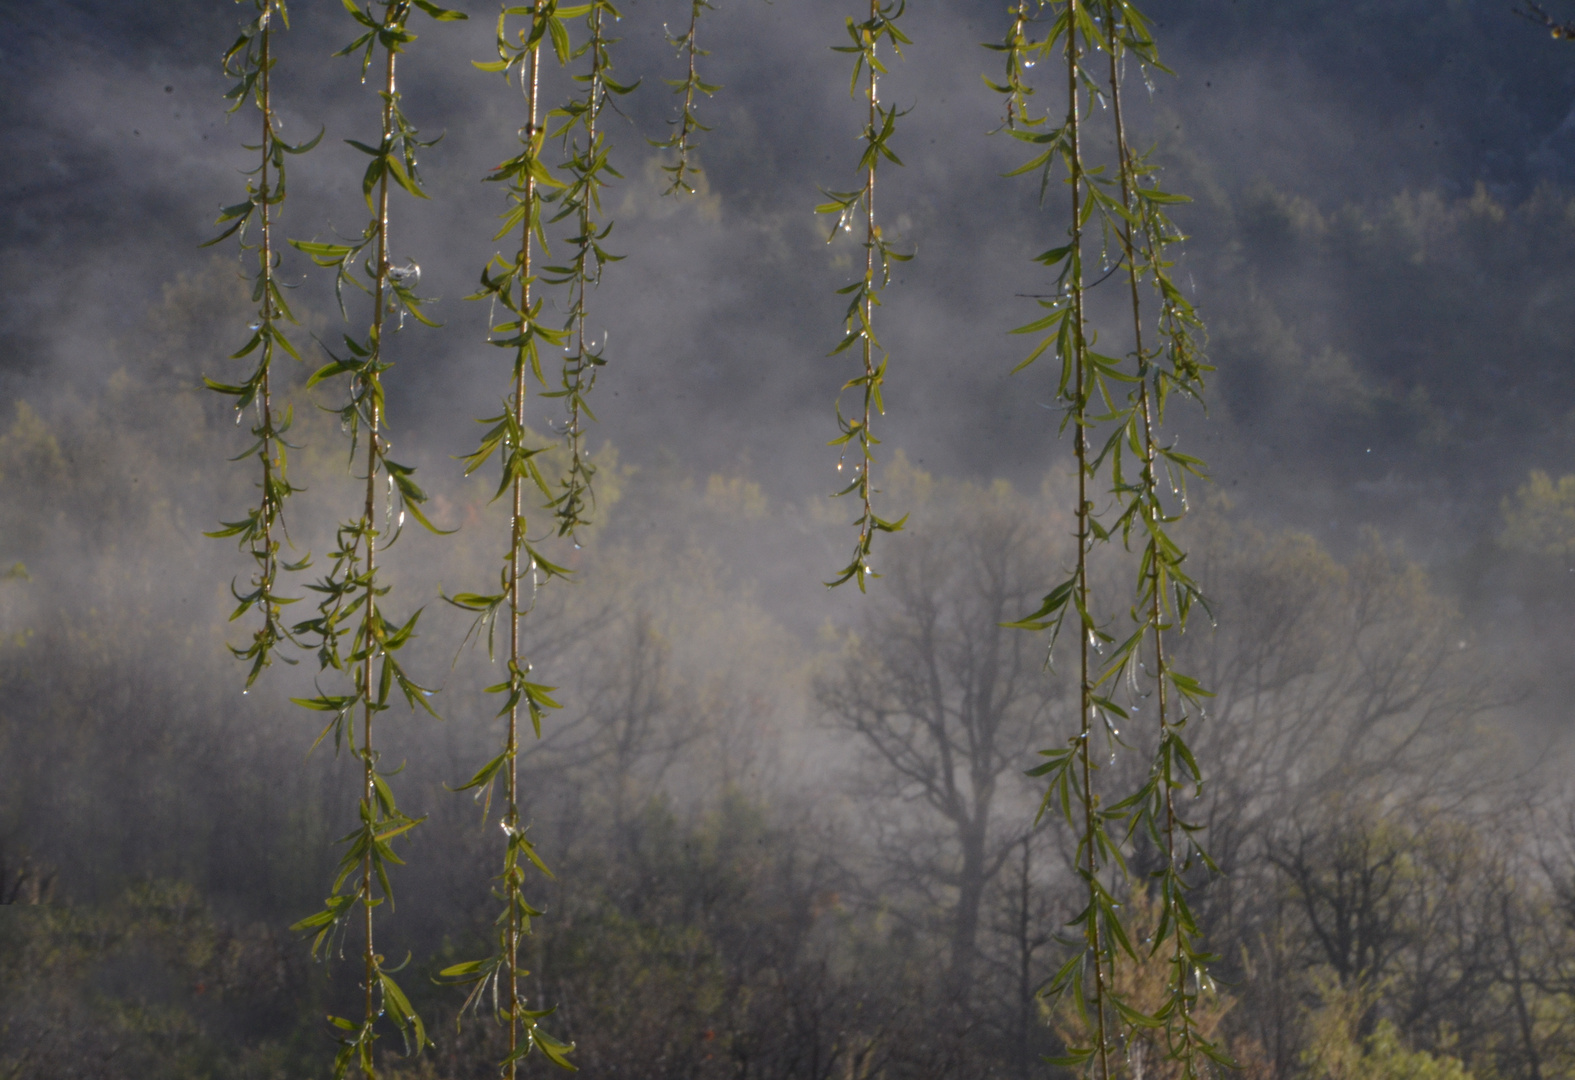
997,1,1221,1076
820,0,911,592
652,0,719,194
284,2,462,1075
544,0,635,538
439,3,578,1074
1094,4,1225,1074
205,0,320,687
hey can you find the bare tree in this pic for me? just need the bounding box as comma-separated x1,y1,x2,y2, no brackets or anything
1156,515,1520,1074
1172,520,1502,911
815,477,1068,1008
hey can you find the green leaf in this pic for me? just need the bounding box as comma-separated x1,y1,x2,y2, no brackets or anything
452,750,507,792
412,0,467,19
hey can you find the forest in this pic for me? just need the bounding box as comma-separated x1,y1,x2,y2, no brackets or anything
5,1,1575,1079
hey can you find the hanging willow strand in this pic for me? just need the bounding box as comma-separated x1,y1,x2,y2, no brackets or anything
205,0,320,686
995,6,1115,1077
545,0,635,537
995,1,1223,1076
1094,4,1227,1074
1062,7,1113,1077
286,2,462,1075
820,0,911,592
440,3,578,1073
652,0,719,194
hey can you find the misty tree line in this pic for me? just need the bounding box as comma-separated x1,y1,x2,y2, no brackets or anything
4,265,1575,1079
6,2,1575,1080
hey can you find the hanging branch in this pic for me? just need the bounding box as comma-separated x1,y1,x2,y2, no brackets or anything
438,3,578,1074
651,0,719,194
285,2,463,1076
993,5,1128,1079
998,2,1225,1077
1094,4,1226,1075
819,0,911,592
1033,6,1115,1076
205,0,321,687
544,0,637,538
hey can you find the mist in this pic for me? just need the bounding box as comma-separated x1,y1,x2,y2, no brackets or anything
4,0,1575,1077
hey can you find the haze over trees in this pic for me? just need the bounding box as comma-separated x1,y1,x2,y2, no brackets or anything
5,2,1575,1080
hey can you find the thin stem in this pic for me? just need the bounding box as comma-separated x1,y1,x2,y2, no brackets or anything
561,1,605,535
859,0,878,562
507,31,542,1079
667,0,706,193
211,0,306,685
1066,5,1111,1079
1104,12,1203,1069
258,12,277,616
1105,1,1185,1054
360,12,398,1063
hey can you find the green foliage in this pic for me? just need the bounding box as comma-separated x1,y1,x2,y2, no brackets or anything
651,0,720,194
544,0,635,539
277,3,465,1075
442,1,644,1070
205,0,319,687
1501,469,1575,559
820,0,913,591
0,880,323,1080
1301,980,1473,1080
993,3,1221,1078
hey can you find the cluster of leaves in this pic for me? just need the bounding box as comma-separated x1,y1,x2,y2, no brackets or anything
651,0,720,194
992,3,1225,1079
818,0,912,591
439,2,637,1073
265,2,464,1076
544,0,636,539
203,0,321,687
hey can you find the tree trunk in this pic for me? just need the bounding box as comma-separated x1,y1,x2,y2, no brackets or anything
949,821,987,1009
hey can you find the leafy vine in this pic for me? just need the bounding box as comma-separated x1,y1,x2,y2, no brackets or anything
438,3,581,1074
204,0,320,686
1096,6,1222,1075
545,0,635,538
652,0,719,194
283,1,464,1075
819,0,911,591
995,3,1225,1078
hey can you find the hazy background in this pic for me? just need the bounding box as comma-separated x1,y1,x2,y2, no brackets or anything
4,0,1575,1077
